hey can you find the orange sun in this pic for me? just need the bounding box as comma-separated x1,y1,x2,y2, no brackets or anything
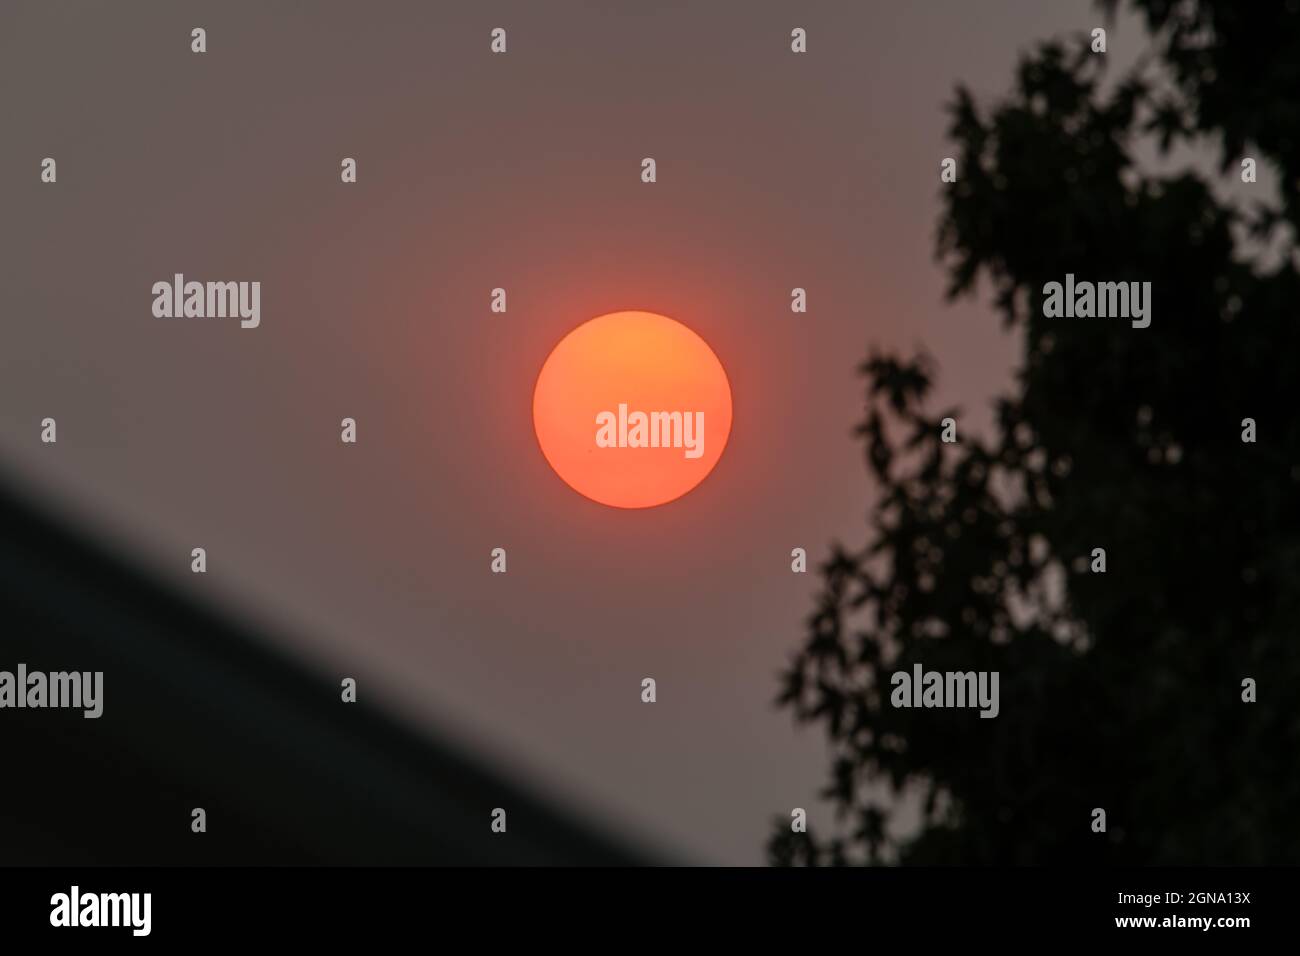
532,310,733,509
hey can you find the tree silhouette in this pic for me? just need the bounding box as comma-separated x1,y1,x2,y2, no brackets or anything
770,0,1300,865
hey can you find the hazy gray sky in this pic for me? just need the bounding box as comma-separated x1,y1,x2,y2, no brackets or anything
1,0,1138,863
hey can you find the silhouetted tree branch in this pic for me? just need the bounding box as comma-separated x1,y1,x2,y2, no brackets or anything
771,0,1300,865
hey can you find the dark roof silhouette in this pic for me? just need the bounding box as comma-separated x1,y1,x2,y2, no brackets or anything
0,474,647,865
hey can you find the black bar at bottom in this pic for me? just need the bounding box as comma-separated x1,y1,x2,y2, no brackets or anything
0,866,1286,942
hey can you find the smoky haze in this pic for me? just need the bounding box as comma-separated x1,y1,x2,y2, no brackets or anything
0,0,1121,862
